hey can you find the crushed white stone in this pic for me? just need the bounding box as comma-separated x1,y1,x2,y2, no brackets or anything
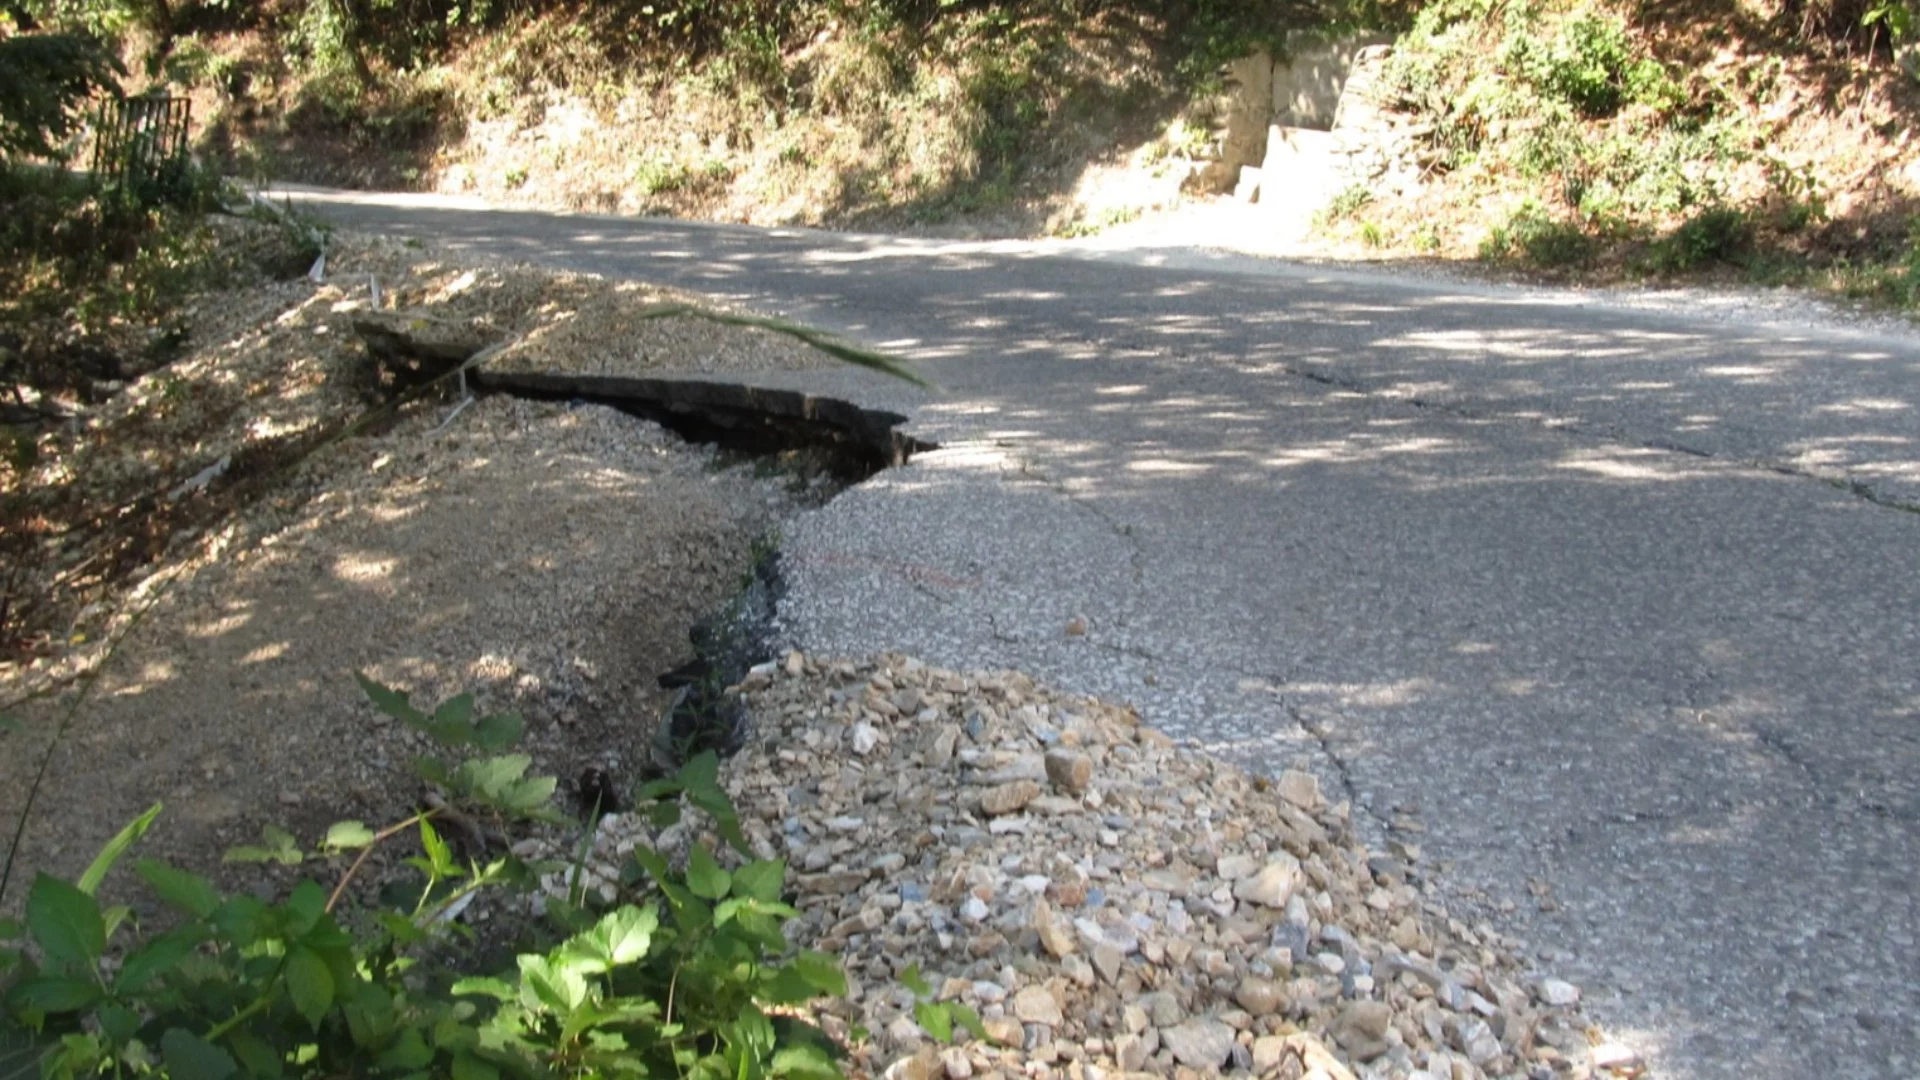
543,652,1622,1080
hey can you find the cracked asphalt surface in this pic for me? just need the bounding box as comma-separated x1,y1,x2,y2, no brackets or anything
297,191,1920,1079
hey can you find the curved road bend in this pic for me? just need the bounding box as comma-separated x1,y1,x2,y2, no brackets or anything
297,190,1919,1080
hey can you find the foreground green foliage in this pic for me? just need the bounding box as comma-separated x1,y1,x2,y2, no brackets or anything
1,677,852,1080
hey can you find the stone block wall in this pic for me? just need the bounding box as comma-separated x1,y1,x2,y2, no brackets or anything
1273,31,1394,131
1185,32,1394,197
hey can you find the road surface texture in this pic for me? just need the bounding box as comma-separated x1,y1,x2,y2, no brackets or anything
298,191,1918,1080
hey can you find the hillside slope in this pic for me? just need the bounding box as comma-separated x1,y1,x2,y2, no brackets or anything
1308,0,1920,301
151,1,1308,235
14,0,1920,297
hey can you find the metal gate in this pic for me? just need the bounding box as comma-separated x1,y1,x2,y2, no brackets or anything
91,94,192,188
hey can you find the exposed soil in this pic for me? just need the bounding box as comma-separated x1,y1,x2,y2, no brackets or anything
0,223,836,671
0,233,848,912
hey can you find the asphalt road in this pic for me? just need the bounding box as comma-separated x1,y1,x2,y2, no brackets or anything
298,191,1919,1079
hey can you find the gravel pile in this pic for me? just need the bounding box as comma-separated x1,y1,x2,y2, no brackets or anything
557,652,1643,1080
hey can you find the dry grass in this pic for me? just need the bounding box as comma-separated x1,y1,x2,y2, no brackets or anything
185,5,1181,233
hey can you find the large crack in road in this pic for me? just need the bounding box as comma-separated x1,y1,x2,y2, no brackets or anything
298,190,1920,1080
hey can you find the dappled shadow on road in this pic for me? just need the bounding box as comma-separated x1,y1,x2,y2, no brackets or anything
298,196,1920,506
903,367,1920,821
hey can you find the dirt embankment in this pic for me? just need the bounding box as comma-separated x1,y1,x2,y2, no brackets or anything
0,231,840,904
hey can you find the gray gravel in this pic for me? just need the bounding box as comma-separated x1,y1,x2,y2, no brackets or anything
533,652,1635,1080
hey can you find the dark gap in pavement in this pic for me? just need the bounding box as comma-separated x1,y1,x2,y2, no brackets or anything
468,370,936,789
472,370,937,484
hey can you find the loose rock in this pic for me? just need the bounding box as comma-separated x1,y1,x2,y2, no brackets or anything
1537,978,1581,1007
979,780,1042,816
1276,769,1324,810
531,654,1617,1080
1013,986,1064,1027
1044,748,1094,794
1234,977,1286,1017
938,1048,971,1080
1332,1001,1393,1062
1592,1042,1643,1072
1232,855,1303,908
1159,1020,1236,1070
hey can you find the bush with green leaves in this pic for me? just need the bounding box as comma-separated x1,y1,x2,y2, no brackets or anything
1390,0,1678,126
1480,199,1594,266
0,163,258,404
1839,228,1920,308
1376,0,1851,277
1385,0,1686,176
0,30,124,163
1500,6,1674,118
1640,204,1752,272
1,675,853,1080
1316,182,1374,225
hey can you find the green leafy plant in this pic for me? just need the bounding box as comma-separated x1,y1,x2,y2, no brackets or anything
1481,200,1594,267
896,965,983,1046
1864,0,1914,43
1641,205,1751,272
1504,7,1674,118
1316,182,1374,226
1050,205,1142,239
633,155,691,197
0,31,124,163
1,675,855,1080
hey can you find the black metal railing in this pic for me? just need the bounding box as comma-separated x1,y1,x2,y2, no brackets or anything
91,94,192,189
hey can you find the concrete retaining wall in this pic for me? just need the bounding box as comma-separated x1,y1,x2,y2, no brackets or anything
1273,31,1394,131
1192,32,1394,196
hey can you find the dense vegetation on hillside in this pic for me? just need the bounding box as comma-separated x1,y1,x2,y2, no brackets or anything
8,1,1417,228
7,0,1915,239
1311,0,1920,301
3,0,1918,317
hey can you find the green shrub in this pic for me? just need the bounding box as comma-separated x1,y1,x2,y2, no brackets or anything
634,155,692,196
1505,8,1674,118
0,32,124,163
961,47,1047,181
1388,0,1682,178
1,676,853,1080
1172,2,1287,92
1481,200,1594,266
1317,182,1375,224
0,160,300,402
1841,251,1920,309
1643,205,1751,271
